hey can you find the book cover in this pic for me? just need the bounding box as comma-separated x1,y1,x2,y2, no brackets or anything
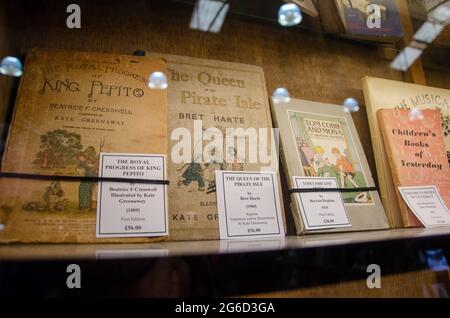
318,0,403,42
362,76,450,227
377,109,450,226
0,48,168,243
340,0,403,38
271,98,389,234
147,53,282,241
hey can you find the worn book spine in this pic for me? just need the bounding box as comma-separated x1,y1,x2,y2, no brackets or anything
362,78,404,228
0,48,168,243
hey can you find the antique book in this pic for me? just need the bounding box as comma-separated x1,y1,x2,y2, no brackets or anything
362,76,450,227
147,53,282,241
0,48,168,243
271,98,389,234
317,0,403,42
378,109,450,226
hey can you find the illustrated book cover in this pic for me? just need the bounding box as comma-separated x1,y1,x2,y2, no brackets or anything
147,53,283,241
271,98,389,234
0,48,168,243
377,109,450,227
362,76,450,227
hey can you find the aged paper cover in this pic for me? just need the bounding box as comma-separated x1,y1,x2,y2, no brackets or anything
148,53,283,241
271,98,389,234
0,48,167,243
362,76,450,227
378,109,450,227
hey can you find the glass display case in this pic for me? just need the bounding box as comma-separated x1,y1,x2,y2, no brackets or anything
0,0,449,298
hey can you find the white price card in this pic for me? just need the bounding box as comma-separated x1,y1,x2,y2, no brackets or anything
292,176,351,230
215,171,285,240
96,153,168,238
398,186,450,228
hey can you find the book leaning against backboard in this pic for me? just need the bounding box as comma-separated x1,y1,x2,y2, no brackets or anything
0,48,168,243
147,53,283,241
271,98,389,234
378,109,450,227
362,76,450,228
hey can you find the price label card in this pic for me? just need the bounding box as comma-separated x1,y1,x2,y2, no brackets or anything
292,177,351,230
215,171,285,240
96,153,168,238
398,186,450,227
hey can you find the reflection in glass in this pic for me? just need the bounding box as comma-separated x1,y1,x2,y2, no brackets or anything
428,2,450,24
0,56,23,77
408,107,424,121
390,46,423,71
413,21,444,44
189,0,229,33
148,71,168,89
425,249,449,272
278,3,302,27
272,87,291,104
343,98,360,113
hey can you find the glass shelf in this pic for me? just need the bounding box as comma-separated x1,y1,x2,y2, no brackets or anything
1,227,449,297
1,227,449,261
